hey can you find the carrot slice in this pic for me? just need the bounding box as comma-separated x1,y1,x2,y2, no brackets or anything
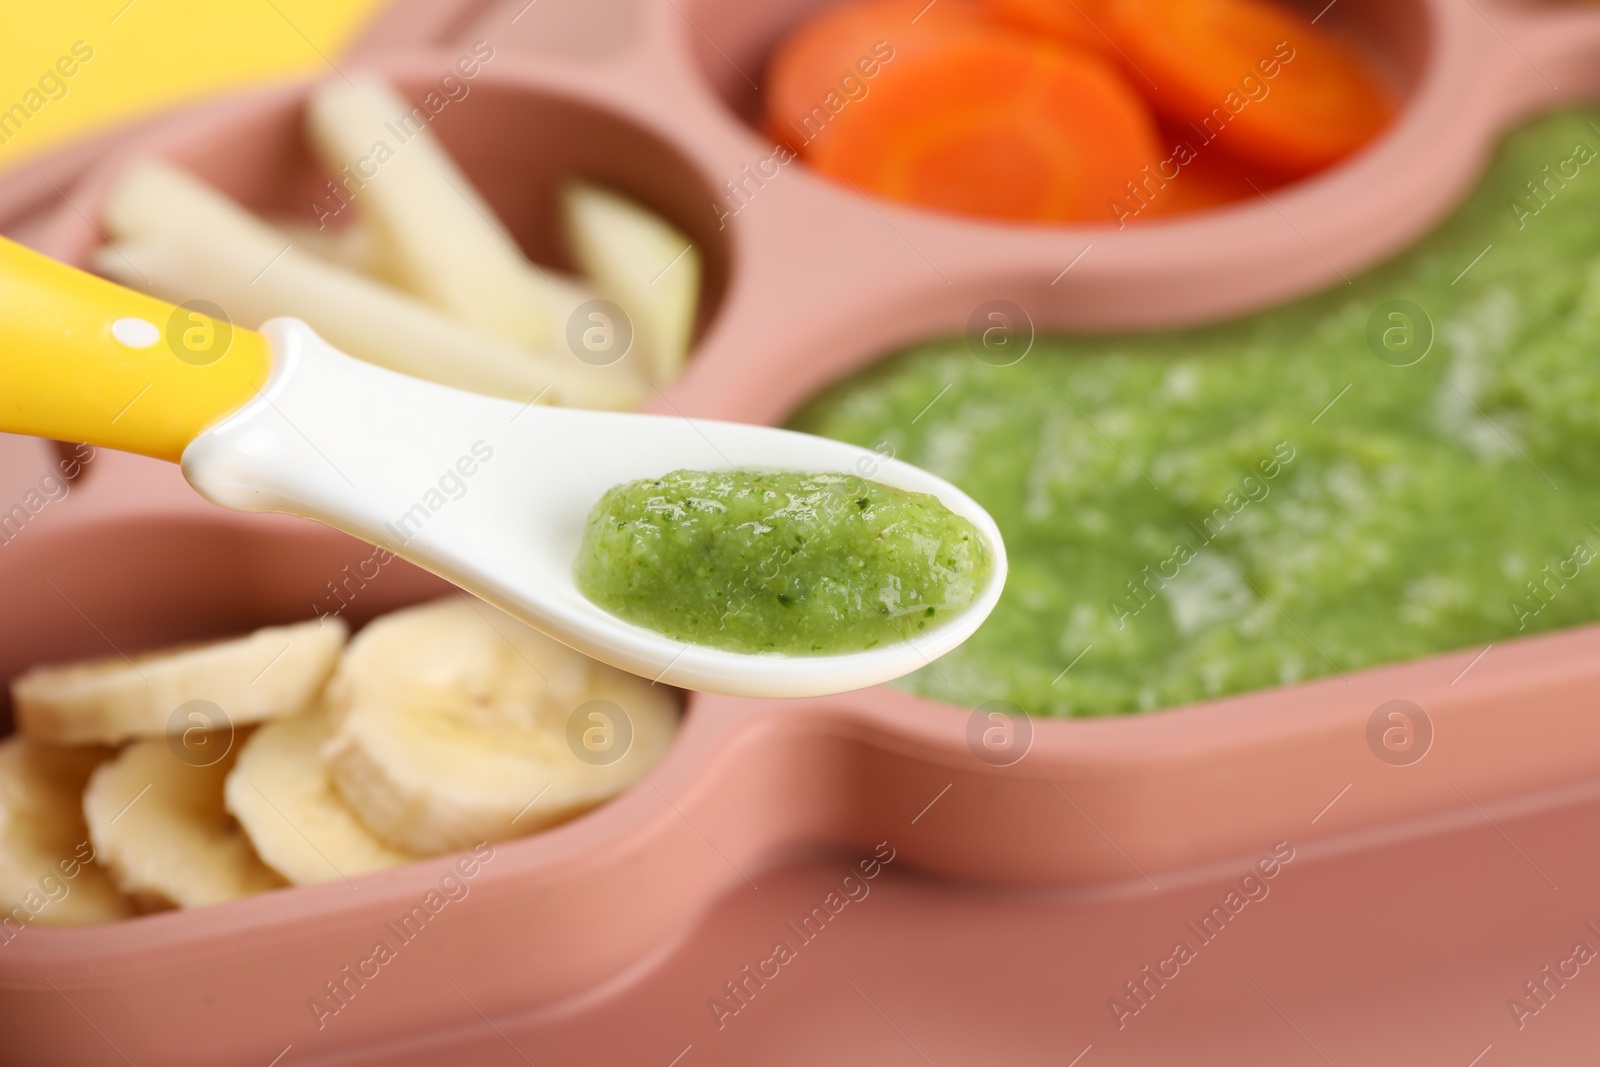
981,0,1115,56
1112,122,1289,220
1147,153,1262,217
1103,0,1394,175
764,0,989,152
806,31,1160,224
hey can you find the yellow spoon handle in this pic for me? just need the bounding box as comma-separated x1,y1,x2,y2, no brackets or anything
0,237,272,462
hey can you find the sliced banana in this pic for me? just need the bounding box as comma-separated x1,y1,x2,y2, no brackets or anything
226,710,419,886
12,617,348,746
324,597,680,854
84,736,285,909
0,738,135,927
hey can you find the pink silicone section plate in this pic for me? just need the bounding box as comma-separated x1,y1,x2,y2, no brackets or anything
5,0,1600,1064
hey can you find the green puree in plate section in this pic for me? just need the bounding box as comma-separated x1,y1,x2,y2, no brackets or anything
575,470,991,654
791,106,1600,717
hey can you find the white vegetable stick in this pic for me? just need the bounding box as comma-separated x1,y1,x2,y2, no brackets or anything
270,218,376,275
105,159,377,277
562,181,700,386
102,158,286,246
304,77,576,351
106,157,496,299
95,233,644,411
98,159,643,409
104,158,379,280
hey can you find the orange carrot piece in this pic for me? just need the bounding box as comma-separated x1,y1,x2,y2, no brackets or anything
1111,122,1291,220
805,31,1160,224
1103,0,1394,175
764,0,988,152
1148,157,1261,217
981,0,1115,56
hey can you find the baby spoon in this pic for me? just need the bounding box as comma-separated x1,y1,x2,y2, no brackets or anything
0,237,1006,698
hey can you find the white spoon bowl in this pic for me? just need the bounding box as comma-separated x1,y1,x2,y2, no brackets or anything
181,318,1008,698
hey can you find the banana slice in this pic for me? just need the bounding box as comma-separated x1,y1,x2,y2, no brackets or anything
84,736,285,909
324,597,680,854
226,710,419,885
0,738,135,928
12,617,348,746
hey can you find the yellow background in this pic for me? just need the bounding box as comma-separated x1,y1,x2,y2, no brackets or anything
0,0,387,169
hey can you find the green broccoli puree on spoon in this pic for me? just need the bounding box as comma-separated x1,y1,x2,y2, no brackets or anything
575,469,991,654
